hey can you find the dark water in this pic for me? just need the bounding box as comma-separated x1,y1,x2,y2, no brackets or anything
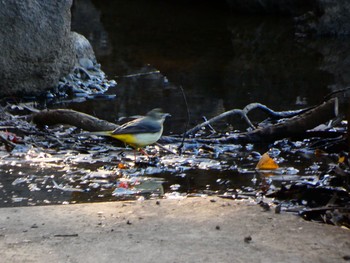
1,0,349,207
71,0,346,132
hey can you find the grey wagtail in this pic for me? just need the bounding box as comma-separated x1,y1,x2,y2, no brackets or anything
89,108,170,150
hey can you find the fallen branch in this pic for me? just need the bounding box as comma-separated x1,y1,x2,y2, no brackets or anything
185,102,311,137
30,98,339,145
231,97,338,143
161,98,339,144
32,109,118,132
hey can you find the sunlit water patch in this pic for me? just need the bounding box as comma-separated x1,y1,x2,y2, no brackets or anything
0,136,334,207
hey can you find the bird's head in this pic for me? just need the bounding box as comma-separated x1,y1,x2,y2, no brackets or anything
147,108,171,121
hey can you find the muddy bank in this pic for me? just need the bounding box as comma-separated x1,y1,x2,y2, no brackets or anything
1,198,349,263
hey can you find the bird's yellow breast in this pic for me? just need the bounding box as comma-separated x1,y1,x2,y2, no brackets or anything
110,132,161,148
110,134,138,146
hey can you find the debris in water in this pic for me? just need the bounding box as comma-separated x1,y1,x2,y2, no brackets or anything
256,153,279,170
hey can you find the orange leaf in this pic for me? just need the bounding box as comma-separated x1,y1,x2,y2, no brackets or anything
256,152,279,170
118,163,127,169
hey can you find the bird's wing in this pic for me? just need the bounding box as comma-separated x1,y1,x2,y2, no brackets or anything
111,117,161,135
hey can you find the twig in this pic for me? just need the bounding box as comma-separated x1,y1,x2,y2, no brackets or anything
155,142,177,155
52,179,85,192
202,116,216,133
115,70,160,78
178,86,190,154
323,87,350,101
184,109,254,137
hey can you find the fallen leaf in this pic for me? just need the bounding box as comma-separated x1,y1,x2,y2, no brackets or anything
339,156,345,164
256,152,279,170
118,163,127,169
117,181,129,189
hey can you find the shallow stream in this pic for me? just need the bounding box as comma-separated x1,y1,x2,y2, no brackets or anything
0,0,349,207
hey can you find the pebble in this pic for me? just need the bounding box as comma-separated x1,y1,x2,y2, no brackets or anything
244,236,252,243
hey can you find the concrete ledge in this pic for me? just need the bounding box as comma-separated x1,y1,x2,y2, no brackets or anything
0,197,349,262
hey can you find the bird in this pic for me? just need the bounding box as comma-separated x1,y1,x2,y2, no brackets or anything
87,108,170,154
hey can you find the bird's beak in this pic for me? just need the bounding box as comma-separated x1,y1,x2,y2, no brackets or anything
164,113,171,118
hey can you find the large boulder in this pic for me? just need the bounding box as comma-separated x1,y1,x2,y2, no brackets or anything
0,0,76,96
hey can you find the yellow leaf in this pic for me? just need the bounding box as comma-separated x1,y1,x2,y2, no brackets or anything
338,156,345,164
256,153,279,170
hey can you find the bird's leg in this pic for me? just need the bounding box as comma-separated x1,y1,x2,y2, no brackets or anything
138,148,150,157
133,150,137,162
132,148,149,164
135,148,160,164
140,147,161,159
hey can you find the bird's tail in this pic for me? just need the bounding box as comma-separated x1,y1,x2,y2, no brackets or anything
77,131,113,137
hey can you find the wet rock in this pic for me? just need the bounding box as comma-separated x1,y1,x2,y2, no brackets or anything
71,32,97,68
51,31,116,102
0,0,76,96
